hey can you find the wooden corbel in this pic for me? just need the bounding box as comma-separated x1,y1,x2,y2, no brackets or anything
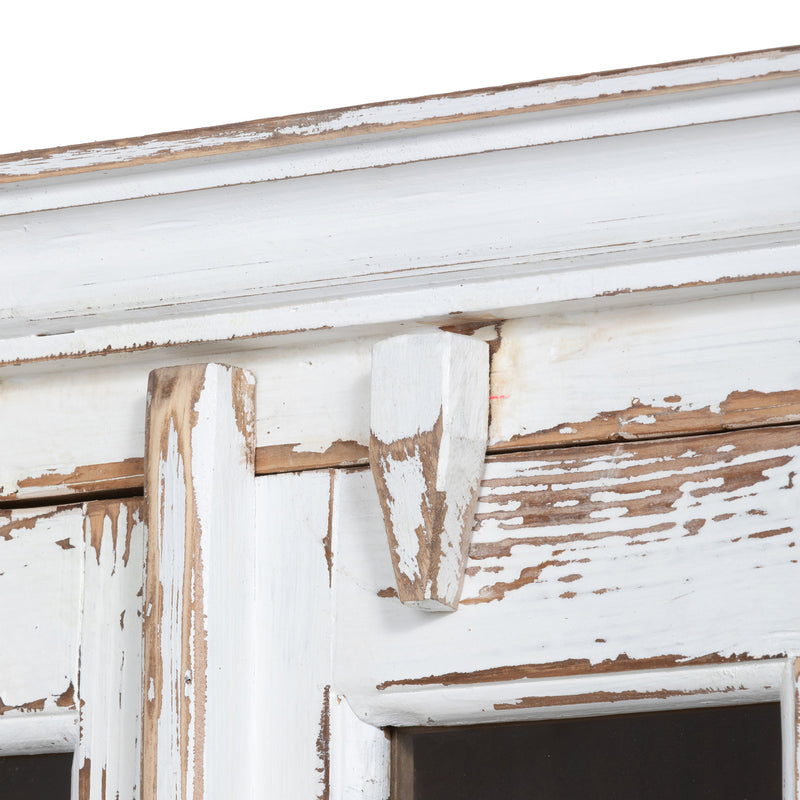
369,332,489,611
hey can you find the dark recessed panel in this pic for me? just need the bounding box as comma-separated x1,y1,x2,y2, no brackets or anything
393,702,781,800
0,753,73,800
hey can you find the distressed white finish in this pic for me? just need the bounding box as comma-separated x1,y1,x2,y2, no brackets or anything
489,291,800,447
358,660,785,727
782,658,800,800
2,112,800,363
4,76,800,217
6,287,800,505
329,697,389,800
255,470,334,799
143,363,256,800
0,714,76,756
370,333,489,610
0,505,82,728
75,499,145,799
254,469,389,799
334,426,800,721
2,47,798,202
3,48,800,800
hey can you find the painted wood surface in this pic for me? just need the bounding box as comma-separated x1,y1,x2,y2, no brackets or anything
334,424,800,727
75,499,144,800
2,47,796,194
782,658,799,800
488,289,800,449
143,363,256,800
0,504,82,751
4,288,800,504
254,469,388,799
2,111,800,364
370,333,489,610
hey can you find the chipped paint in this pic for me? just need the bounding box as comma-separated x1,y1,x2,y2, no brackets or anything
369,333,489,610
375,652,764,691
77,499,144,800
493,684,738,710
143,363,256,800
5,47,798,183
316,686,331,800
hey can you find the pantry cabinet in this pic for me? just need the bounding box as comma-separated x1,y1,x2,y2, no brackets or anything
2,45,800,798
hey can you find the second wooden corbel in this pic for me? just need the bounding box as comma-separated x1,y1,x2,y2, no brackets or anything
369,332,489,611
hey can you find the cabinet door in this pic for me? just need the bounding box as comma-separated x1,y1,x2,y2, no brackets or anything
0,499,145,800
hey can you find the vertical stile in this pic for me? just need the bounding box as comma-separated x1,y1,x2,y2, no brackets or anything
142,363,256,800
783,657,800,800
74,499,145,799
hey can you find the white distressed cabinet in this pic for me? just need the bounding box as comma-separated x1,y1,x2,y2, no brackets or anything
2,45,800,798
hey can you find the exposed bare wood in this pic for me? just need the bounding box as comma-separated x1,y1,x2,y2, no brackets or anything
370,333,489,611
142,363,256,800
254,440,369,475
2,46,799,186
76,499,145,800
3,110,800,367
336,423,800,725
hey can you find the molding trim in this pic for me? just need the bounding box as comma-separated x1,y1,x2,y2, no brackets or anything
2,46,799,188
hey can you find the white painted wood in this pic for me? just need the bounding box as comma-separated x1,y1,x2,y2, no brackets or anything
782,658,799,800
488,288,800,447
370,333,489,610
254,470,334,799
0,505,82,725
254,468,390,799
333,426,800,724
5,76,800,216
1,46,797,201
6,286,800,505
355,660,783,728
329,696,389,800
74,499,145,800
142,363,256,800
2,112,800,364
0,714,77,756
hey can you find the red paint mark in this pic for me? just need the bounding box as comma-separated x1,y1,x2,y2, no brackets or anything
490,395,510,400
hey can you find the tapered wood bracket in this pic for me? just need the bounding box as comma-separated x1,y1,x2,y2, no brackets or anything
369,333,489,611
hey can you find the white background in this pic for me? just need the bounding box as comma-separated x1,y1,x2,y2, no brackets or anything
2,0,798,155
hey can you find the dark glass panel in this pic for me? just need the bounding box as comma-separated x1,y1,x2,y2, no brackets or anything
0,753,72,800
393,702,781,800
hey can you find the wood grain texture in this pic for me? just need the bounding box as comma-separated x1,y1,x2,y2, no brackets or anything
253,470,389,799
3,111,800,366
143,363,256,800
4,287,800,505
489,292,800,450
370,333,489,610
334,425,800,725
76,499,145,800
0,504,82,749
2,46,798,190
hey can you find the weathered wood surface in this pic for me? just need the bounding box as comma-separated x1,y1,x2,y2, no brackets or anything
143,363,256,800
0,504,82,751
370,333,489,610
782,658,800,800
2,46,797,195
2,110,799,365
75,499,144,800
4,288,800,504
334,424,800,725
490,293,800,449
254,470,389,800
